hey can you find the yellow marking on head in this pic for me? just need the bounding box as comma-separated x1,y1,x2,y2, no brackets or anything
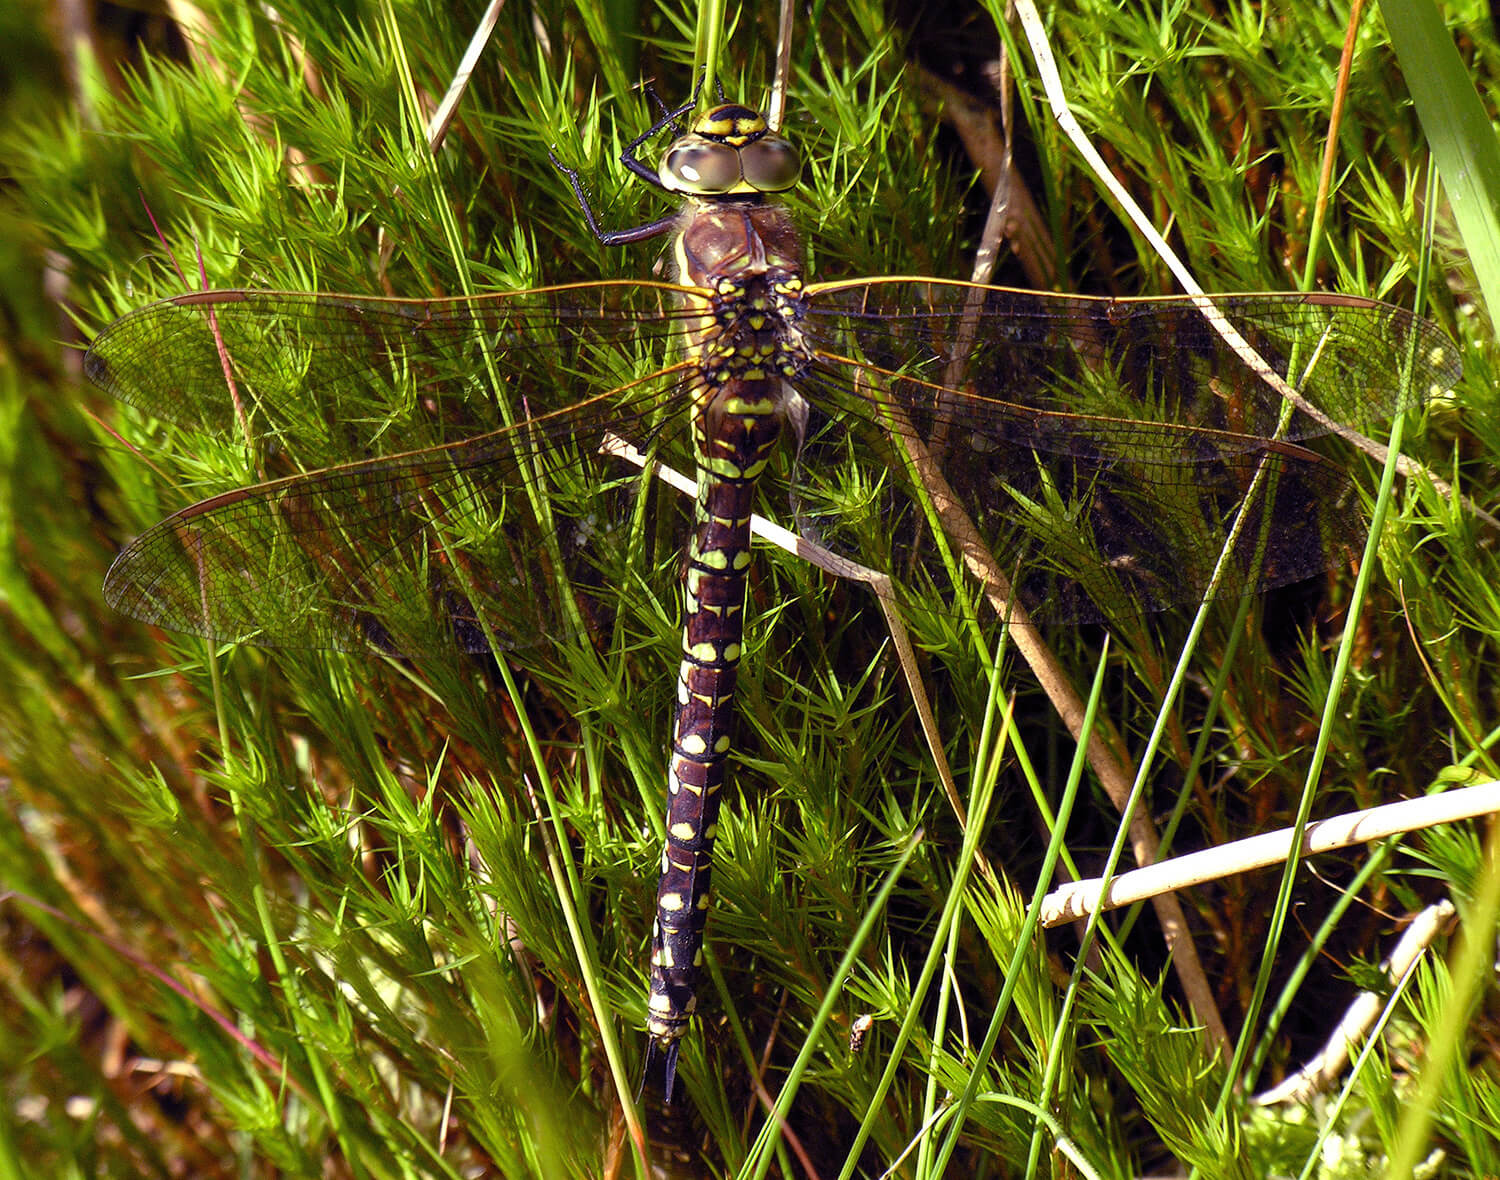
695,103,767,139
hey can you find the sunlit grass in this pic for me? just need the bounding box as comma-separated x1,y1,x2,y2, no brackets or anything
1,0,1496,1176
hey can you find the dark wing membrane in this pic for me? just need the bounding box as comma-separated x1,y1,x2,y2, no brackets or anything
795,282,1459,623
84,282,704,463
103,369,702,655
804,281,1460,447
791,376,1360,623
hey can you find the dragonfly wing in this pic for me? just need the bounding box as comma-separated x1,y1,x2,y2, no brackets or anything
84,283,699,463
103,375,697,655
806,281,1458,445
792,365,1356,623
796,281,1459,622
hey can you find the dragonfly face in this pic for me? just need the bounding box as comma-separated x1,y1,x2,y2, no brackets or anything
88,91,1460,1105
657,104,801,196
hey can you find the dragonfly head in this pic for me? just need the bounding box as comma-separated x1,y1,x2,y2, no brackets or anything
659,103,801,197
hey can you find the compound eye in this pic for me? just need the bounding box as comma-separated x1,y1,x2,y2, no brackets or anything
660,138,742,194
738,136,800,192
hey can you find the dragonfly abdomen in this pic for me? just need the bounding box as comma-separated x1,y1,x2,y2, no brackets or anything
647,364,785,1088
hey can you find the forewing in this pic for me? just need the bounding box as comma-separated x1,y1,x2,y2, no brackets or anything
805,281,1458,446
84,282,700,463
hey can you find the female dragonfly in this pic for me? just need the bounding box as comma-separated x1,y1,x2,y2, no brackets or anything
85,96,1459,1097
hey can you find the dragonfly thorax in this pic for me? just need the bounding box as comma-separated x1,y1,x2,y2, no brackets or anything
704,268,808,365
674,199,811,385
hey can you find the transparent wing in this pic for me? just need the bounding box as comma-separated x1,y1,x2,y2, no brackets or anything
94,278,1460,644
88,282,716,654
806,281,1455,443
102,368,700,654
84,282,704,463
797,282,1458,622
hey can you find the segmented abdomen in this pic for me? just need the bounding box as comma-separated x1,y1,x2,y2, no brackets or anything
646,371,782,1062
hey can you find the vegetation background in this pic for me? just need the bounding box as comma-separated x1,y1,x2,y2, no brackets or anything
0,0,1497,1176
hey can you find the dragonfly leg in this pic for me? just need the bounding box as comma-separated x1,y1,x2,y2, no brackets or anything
618,91,698,190
638,74,721,124
548,149,680,246
637,81,698,139
641,82,674,121
553,79,711,246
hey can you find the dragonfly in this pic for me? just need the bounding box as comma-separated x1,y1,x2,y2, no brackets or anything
86,94,1460,1098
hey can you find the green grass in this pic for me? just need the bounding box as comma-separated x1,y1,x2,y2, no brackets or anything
2,0,1498,1176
